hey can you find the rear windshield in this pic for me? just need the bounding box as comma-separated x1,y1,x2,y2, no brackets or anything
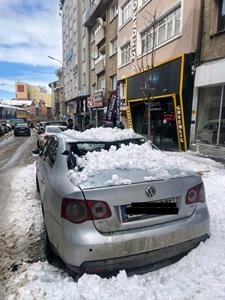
67,138,148,157
46,126,66,133
16,123,28,127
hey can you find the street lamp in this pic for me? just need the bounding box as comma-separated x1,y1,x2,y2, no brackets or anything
48,56,63,66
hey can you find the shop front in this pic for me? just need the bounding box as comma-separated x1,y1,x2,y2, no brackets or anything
126,54,194,151
87,90,105,127
190,58,225,158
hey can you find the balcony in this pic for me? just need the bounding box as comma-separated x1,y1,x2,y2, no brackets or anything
84,0,112,27
95,26,105,46
95,55,105,75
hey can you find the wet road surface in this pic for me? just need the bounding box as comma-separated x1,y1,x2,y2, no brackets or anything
0,130,44,298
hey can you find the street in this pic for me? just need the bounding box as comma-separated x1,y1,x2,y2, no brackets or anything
0,130,44,298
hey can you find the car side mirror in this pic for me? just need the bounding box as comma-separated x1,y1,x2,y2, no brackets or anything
32,149,40,156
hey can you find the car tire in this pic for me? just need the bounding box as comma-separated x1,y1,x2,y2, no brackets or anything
44,229,55,264
36,175,40,193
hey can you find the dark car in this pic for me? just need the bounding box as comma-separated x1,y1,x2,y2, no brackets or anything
14,123,31,136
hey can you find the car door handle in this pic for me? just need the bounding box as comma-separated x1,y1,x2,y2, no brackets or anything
41,179,45,184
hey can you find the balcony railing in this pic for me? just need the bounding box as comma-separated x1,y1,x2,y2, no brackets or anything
95,26,105,45
95,55,105,74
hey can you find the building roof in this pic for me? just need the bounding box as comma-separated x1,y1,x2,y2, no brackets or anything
10,100,33,106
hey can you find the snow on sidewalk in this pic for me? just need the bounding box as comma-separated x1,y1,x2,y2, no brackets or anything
4,154,225,300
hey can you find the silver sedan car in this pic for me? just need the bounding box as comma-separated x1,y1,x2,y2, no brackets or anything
35,129,210,276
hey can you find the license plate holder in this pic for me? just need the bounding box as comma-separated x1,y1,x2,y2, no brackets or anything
121,198,177,222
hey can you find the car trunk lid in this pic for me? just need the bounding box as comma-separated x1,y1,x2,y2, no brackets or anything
79,169,200,233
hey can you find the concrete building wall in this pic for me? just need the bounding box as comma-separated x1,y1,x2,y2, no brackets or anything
117,0,201,80
201,0,225,61
15,82,28,100
106,5,118,94
61,0,89,102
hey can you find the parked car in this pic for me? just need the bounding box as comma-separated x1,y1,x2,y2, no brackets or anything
38,121,47,134
45,120,68,127
37,125,67,149
34,128,210,276
14,123,31,136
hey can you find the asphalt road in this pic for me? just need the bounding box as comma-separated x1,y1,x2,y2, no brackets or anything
0,130,43,297
0,130,37,170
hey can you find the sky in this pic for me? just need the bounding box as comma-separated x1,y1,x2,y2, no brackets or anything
0,0,62,100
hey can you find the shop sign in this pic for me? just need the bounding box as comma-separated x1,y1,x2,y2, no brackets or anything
87,91,104,108
176,105,184,144
131,0,138,61
127,57,181,100
105,89,121,126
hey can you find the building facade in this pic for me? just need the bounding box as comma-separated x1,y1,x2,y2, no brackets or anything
84,0,118,127
15,82,52,107
49,68,64,118
190,0,225,158
117,0,202,150
15,82,52,121
60,0,90,130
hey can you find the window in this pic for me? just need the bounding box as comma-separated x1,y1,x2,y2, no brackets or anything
121,1,132,25
110,3,118,21
45,138,58,168
98,78,105,90
121,42,131,65
111,75,117,90
110,38,117,56
83,48,86,62
218,0,225,31
141,6,181,54
196,86,225,146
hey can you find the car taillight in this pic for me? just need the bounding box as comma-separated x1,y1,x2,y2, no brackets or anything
61,198,111,224
185,183,205,204
44,135,49,140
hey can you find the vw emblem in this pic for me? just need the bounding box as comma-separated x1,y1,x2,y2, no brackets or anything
145,186,156,198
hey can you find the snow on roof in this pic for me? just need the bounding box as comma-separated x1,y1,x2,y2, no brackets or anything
10,100,33,106
63,127,142,141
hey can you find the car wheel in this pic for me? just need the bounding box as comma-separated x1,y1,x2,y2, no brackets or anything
36,175,40,193
44,229,55,264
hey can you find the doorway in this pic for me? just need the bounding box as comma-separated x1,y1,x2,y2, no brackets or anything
131,97,178,150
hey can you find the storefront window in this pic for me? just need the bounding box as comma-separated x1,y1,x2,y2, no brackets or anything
196,86,222,145
219,91,225,145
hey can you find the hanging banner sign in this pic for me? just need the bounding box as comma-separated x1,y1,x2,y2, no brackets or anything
105,90,117,126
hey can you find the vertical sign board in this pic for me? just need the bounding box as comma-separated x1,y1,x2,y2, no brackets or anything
126,56,187,151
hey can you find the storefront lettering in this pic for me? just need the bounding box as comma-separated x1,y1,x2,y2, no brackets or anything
176,106,184,143
131,0,138,61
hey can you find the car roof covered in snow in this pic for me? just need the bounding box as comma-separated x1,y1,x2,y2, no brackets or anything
58,127,145,143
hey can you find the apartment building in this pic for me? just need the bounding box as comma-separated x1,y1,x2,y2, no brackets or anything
15,82,52,107
84,0,118,126
190,0,225,158
117,0,202,151
60,0,90,130
49,68,64,117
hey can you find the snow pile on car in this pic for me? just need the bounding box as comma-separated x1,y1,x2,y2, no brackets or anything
64,127,140,141
68,140,215,187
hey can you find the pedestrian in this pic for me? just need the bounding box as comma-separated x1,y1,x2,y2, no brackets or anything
67,118,74,130
118,121,125,129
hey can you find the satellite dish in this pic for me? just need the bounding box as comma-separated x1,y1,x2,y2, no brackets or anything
97,17,103,25
91,51,98,60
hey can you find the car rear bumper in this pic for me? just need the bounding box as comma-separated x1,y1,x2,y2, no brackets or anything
56,205,210,273
67,234,209,275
